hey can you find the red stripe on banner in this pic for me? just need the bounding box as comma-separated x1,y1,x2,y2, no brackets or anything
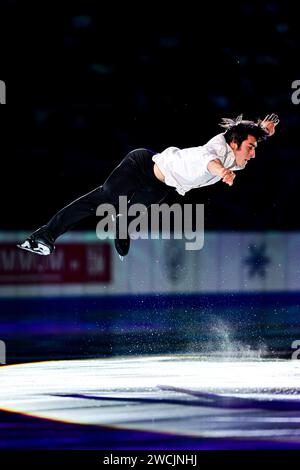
0,243,111,284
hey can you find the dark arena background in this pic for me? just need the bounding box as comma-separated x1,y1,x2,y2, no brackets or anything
1,0,300,463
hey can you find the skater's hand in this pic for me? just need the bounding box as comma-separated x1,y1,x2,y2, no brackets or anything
260,113,280,136
220,168,236,186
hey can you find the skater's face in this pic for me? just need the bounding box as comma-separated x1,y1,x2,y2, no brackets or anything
230,134,257,167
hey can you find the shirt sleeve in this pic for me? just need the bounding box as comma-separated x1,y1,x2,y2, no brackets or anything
201,133,228,172
202,144,227,173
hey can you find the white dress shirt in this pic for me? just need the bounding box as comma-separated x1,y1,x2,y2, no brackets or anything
152,133,245,196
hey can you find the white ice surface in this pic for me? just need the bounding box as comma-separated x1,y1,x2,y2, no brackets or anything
1,355,300,440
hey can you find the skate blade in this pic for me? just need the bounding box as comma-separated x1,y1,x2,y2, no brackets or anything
17,242,50,256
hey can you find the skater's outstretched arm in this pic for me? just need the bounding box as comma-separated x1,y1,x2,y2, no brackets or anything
207,159,236,186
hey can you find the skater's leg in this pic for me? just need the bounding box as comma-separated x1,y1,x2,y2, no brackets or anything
113,149,172,257
126,187,171,234
19,148,170,256
38,152,145,241
18,152,146,255
46,148,169,244
114,184,172,256
129,186,171,209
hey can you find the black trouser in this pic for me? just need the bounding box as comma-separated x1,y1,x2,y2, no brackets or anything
44,149,171,241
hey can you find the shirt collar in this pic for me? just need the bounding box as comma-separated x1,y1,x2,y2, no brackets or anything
225,142,246,170
225,142,236,166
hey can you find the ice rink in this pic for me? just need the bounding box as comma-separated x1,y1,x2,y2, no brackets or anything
1,355,300,448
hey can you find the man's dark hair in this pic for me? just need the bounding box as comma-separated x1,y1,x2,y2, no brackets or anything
220,114,269,148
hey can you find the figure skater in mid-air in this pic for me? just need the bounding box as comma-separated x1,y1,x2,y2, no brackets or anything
18,113,279,257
